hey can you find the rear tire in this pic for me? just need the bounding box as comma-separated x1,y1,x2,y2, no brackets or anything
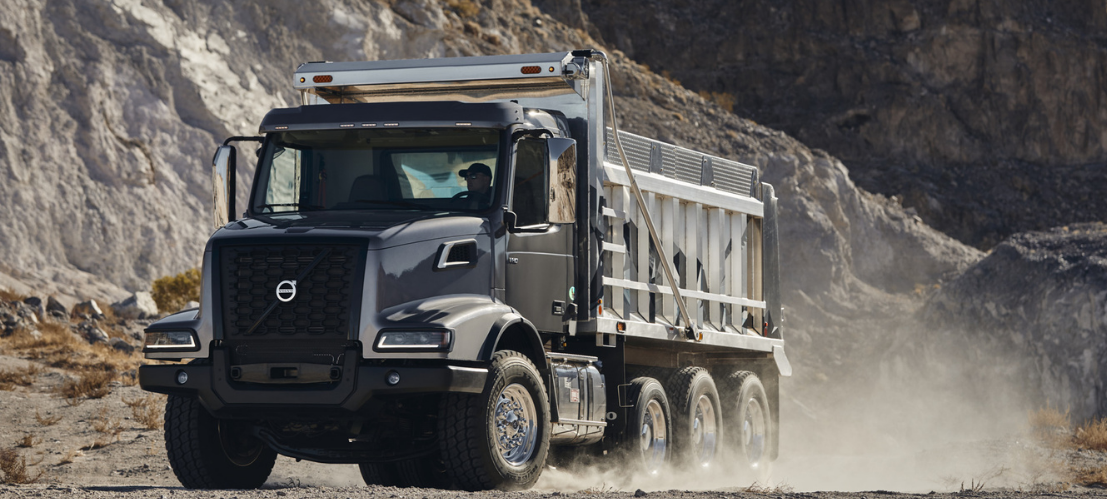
720,371,772,476
620,377,672,474
359,462,400,487
438,350,550,490
665,367,722,470
164,394,277,489
361,457,452,488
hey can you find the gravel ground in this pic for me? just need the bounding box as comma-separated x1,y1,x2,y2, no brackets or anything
3,353,1106,499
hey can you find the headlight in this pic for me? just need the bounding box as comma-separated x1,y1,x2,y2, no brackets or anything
144,331,198,351
374,330,452,351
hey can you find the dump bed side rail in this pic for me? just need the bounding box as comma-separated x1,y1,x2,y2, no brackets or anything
596,129,780,352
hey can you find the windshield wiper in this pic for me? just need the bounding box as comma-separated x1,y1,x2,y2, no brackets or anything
350,199,430,210
255,203,326,212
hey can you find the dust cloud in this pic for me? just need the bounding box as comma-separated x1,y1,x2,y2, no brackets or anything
264,322,1054,494
537,317,1058,494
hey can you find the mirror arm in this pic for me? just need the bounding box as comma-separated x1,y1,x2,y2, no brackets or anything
222,136,264,146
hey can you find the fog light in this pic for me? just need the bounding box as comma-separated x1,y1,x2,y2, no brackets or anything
176,371,189,385
386,371,400,386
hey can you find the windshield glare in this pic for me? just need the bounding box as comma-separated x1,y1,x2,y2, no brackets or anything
252,128,501,214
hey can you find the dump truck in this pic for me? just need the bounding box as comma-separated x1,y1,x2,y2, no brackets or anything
138,49,790,491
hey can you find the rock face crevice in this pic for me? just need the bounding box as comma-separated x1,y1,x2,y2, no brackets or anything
576,0,1107,249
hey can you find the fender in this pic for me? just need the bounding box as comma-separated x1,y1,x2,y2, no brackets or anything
363,294,518,361
479,313,547,373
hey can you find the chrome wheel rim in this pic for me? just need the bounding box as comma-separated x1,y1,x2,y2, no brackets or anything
493,383,538,468
742,397,766,466
693,394,718,465
639,399,667,471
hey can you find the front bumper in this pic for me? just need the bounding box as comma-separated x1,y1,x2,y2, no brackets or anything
139,349,487,417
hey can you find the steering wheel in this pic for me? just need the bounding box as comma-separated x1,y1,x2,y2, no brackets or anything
452,191,473,199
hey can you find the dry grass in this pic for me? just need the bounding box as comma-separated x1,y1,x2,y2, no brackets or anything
0,448,45,484
444,0,480,18
123,394,165,430
1029,406,1107,451
56,448,81,465
1074,464,1107,486
58,370,115,405
0,364,39,391
2,323,141,379
1074,418,1107,451
91,407,123,441
697,90,736,113
34,410,61,427
151,268,200,316
1029,405,1071,448
81,439,113,451
0,288,28,303
15,434,39,449
660,70,681,87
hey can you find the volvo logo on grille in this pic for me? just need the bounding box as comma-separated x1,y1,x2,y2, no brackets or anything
276,280,298,302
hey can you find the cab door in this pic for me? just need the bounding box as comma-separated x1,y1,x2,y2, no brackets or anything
503,137,576,333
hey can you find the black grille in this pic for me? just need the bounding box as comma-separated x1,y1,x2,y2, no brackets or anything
219,245,360,339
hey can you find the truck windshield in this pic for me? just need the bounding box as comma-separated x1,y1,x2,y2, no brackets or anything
252,128,501,214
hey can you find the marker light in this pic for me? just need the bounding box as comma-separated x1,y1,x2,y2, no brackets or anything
313,75,333,83
386,371,401,386
299,77,305,83
548,66,555,72
521,66,541,74
176,371,189,385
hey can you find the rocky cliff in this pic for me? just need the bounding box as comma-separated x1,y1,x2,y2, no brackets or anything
576,0,1107,249
0,0,978,314
924,223,1107,420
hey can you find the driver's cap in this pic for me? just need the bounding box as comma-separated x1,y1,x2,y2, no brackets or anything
458,163,492,178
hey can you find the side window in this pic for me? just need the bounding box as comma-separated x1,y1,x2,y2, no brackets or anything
513,140,546,226
264,147,302,212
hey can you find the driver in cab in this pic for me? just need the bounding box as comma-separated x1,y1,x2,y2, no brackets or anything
457,163,493,207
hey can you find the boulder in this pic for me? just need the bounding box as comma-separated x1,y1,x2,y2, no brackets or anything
111,292,159,320
109,337,135,354
184,301,200,311
72,299,104,319
11,301,38,324
75,320,109,344
1,311,22,337
46,296,67,317
22,297,45,320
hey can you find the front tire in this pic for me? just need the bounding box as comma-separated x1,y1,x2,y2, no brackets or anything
439,351,550,490
164,394,277,489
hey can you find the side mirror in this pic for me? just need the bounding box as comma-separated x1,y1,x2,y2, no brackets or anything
546,138,576,224
211,145,236,230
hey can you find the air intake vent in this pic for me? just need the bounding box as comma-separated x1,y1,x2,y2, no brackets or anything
436,240,478,270
448,244,472,263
